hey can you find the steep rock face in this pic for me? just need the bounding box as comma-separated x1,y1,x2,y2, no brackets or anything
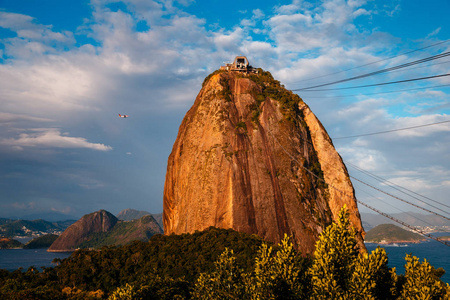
48,210,117,252
299,102,365,250
164,70,365,254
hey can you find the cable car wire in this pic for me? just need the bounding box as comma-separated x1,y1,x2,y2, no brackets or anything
332,119,450,140
348,162,450,216
287,39,450,84
349,176,450,221
346,161,450,211
292,51,450,91
303,83,450,99
295,73,450,92
353,184,436,227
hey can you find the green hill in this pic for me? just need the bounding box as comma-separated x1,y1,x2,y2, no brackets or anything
0,237,22,249
23,234,59,249
365,224,426,243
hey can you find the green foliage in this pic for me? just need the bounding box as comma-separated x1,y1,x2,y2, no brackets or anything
193,248,247,299
108,283,136,300
400,254,448,300
194,234,310,300
217,77,232,102
202,69,226,87
0,237,22,249
309,206,359,299
235,121,248,134
247,234,310,300
309,160,327,190
0,227,264,298
350,247,397,300
248,69,304,121
1,214,449,299
309,206,397,300
23,234,59,249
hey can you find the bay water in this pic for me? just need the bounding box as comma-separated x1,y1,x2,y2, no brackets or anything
366,237,450,284
0,239,448,284
0,248,72,271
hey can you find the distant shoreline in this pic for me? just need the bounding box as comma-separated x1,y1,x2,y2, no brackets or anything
365,240,426,245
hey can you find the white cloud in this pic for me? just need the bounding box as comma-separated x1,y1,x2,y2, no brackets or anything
0,12,75,58
0,112,53,124
0,128,112,151
426,27,441,39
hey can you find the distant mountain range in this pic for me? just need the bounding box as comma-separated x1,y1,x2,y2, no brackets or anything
17,212,78,222
0,219,74,237
117,208,163,229
361,212,450,231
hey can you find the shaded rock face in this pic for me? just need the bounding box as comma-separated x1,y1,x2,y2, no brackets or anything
112,215,163,244
164,71,365,254
117,208,151,221
48,210,117,252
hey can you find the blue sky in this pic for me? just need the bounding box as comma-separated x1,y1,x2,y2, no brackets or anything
0,0,449,221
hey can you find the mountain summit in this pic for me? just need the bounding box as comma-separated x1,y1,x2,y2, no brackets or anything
163,66,365,253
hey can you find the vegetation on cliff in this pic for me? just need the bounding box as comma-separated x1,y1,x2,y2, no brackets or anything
0,208,448,299
365,224,427,243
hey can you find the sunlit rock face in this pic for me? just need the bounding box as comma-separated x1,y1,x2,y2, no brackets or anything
163,70,365,254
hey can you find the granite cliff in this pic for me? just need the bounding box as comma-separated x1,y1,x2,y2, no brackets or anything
163,69,365,253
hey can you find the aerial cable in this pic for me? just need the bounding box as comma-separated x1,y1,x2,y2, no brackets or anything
295,73,450,92
346,162,449,214
378,59,450,76
292,51,450,91
332,119,450,140
353,184,436,228
303,83,450,99
350,175,450,221
356,200,450,247
346,161,450,212
287,39,450,84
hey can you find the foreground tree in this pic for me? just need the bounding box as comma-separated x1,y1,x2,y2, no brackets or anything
193,248,246,300
247,234,309,300
400,254,449,300
309,206,396,300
